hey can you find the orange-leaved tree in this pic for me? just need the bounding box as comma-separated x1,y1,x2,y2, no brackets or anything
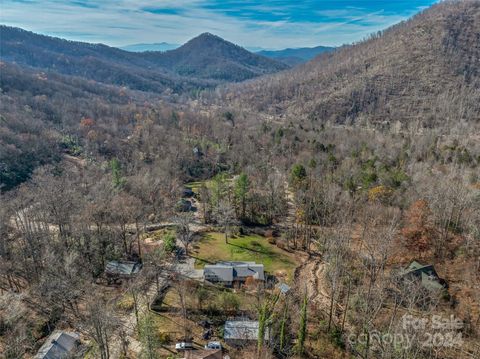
401,199,436,252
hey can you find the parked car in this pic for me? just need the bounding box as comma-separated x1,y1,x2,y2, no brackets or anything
175,342,194,351
175,199,193,212
205,341,222,350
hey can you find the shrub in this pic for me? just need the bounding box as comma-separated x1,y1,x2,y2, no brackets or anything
290,163,307,185
330,327,345,349
158,332,171,344
117,295,135,311
196,287,209,310
163,232,176,253
206,302,220,316
368,185,393,203
219,291,240,313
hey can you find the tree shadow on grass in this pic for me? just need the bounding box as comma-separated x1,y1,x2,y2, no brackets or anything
188,254,215,265
227,241,276,257
160,345,176,354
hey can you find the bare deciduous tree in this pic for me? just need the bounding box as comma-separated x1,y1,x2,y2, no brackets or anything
174,212,194,256
214,200,236,243
81,297,118,359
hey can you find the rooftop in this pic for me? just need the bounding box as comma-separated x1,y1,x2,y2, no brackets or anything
277,283,291,294
224,320,266,341
105,260,142,276
34,331,79,359
402,261,446,291
204,262,264,282
182,349,222,359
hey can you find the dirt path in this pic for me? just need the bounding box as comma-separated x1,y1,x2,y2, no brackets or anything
295,256,331,310
283,179,296,229
283,178,333,313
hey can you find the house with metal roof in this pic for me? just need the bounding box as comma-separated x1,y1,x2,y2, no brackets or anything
34,331,80,359
224,320,267,347
203,262,264,286
105,260,142,284
105,260,142,277
401,261,447,291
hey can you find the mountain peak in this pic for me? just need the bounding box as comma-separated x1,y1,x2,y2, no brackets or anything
196,32,220,39
146,32,289,81
184,32,230,48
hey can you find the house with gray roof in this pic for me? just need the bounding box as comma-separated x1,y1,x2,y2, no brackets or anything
224,320,268,347
34,331,80,359
203,262,264,286
401,261,447,291
105,260,142,283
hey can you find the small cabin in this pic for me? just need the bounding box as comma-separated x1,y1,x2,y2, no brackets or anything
401,261,447,291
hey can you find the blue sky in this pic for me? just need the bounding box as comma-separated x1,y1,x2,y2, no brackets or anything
1,0,438,49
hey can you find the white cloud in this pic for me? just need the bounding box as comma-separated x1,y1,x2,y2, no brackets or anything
0,0,436,48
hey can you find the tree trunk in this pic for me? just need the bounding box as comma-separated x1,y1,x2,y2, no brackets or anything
342,278,351,333
136,222,142,260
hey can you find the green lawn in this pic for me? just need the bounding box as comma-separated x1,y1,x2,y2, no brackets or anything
192,232,298,282
185,179,217,194
160,283,253,312
184,180,206,194
185,175,232,194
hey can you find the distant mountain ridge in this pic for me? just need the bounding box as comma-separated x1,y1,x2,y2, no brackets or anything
0,27,289,91
120,41,335,65
0,26,194,93
257,45,335,65
121,42,179,52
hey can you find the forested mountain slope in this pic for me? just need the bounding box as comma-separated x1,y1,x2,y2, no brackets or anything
0,27,288,91
0,62,159,190
257,45,335,66
224,0,480,130
0,26,191,93
143,33,290,81
1,2,480,358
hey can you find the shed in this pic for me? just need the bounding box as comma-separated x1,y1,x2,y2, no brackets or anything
224,320,267,347
34,331,80,359
277,283,291,295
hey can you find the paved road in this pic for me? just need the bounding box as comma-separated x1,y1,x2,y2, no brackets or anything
176,256,204,280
